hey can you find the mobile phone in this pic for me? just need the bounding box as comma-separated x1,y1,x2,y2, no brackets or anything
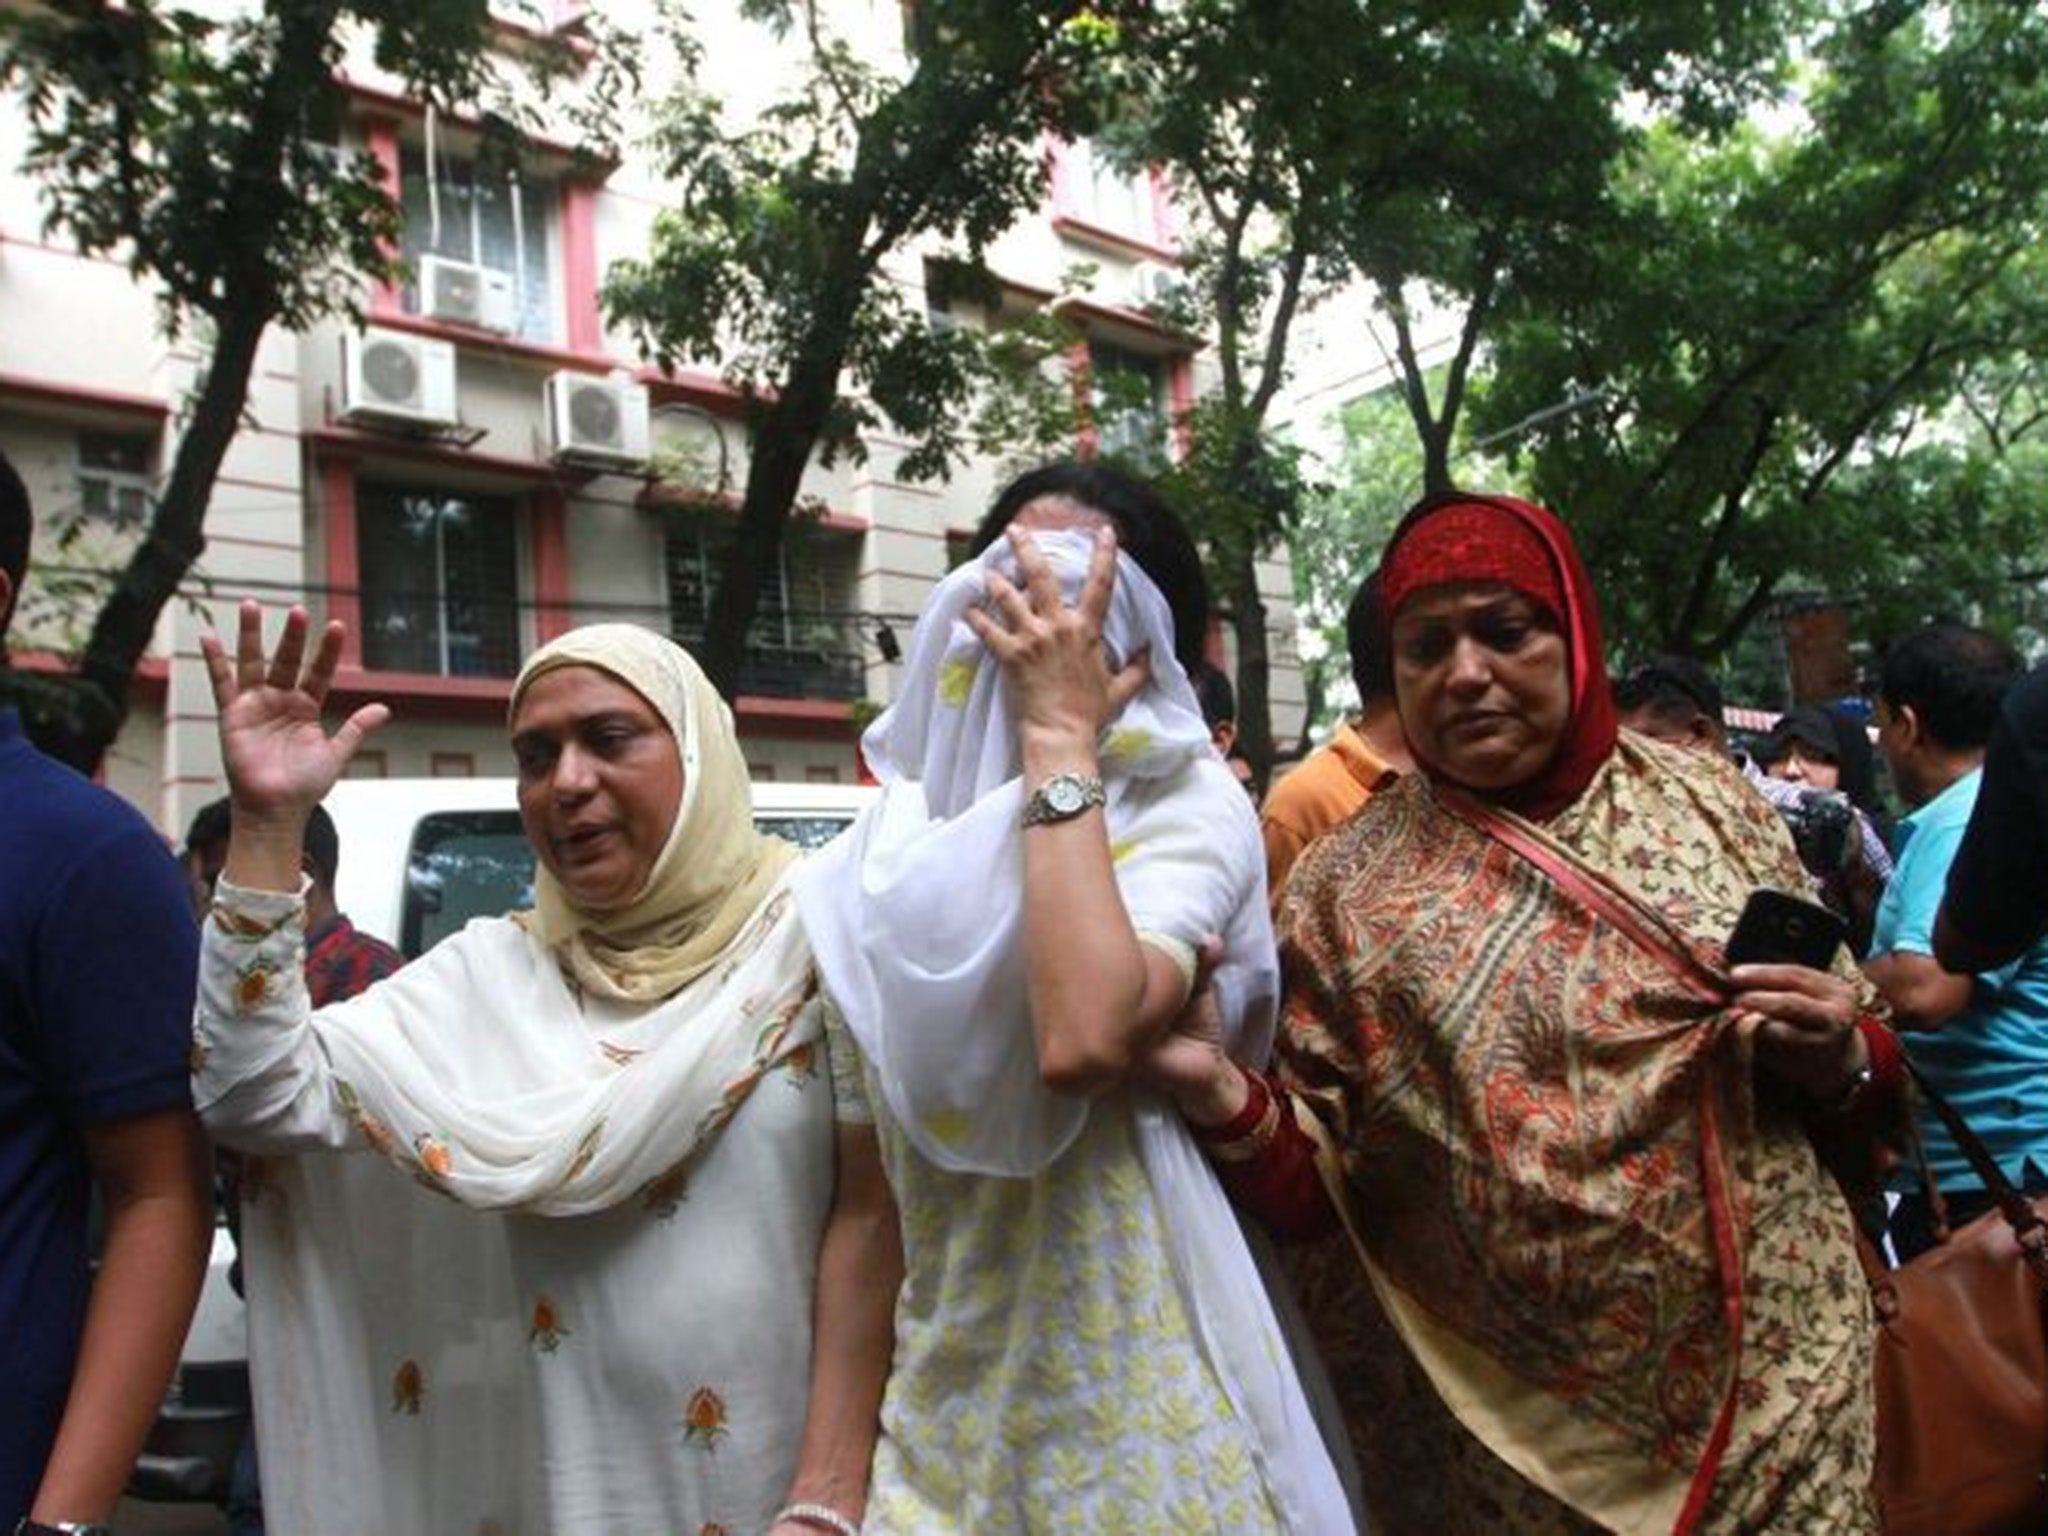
1725,888,1848,970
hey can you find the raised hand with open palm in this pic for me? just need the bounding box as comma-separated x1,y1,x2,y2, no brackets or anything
200,601,389,891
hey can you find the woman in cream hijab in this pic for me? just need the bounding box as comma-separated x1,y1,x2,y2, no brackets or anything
192,610,900,1536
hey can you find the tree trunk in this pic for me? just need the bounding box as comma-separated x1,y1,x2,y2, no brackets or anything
1223,542,1274,793
37,306,269,771
695,326,853,698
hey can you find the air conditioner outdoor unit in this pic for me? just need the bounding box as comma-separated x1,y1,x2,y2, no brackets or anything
545,372,651,468
420,254,519,334
340,330,460,431
1129,260,1185,310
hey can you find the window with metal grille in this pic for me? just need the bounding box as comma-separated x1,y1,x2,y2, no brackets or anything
399,146,557,343
357,485,523,677
76,431,156,527
1088,340,1168,466
663,513,864,700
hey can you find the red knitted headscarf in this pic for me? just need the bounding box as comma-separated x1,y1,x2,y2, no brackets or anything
1378,492,1618,821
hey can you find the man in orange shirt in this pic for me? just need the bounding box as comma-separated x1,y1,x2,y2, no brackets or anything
1261,573,1412,909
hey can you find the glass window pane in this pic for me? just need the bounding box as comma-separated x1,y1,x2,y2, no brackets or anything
357,486,446,674
357,485,521,677
403,811,534,957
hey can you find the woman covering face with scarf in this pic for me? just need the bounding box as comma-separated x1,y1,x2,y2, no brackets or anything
1152,492,1907,1534
192,616,897,1535
793,462,1355,1532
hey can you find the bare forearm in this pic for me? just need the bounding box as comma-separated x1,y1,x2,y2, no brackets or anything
1020,730,1157,1091
222,811,308,895
34,1136,211,1521
783,1136,902,1520
1863,951,1971,1030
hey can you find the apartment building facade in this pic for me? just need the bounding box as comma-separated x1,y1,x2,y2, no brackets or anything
0,0,1305,835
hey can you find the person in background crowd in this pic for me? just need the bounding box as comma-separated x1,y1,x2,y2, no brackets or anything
1152,490,1900,1532
0,448,213,1534
1613,652,1729,752
183,796,233,918
1864,622,2047,1258
794,461,1354,1531
1192,660,1257,793
183,796,403,1536
191,611,898,1535
1259,574,1412,911
1756,704,1893,952
1936,661,2048,973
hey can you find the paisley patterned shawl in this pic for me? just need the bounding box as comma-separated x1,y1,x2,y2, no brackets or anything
1276,732,1878,1533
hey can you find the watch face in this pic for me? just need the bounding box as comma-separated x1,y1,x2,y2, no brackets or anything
1046,777,1085,814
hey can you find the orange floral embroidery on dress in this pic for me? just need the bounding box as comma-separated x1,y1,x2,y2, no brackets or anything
187,1037,209,1074
682,1386,729,1449
598,1040,641,1067
233,962,275,1014
642,1162,691,1219
781,1041,816,1085
699,1525,731,1536
414,1133,453,1180
564,1121,604,1182
529,1296,570,1353
360,1116,399,1160
391,1359,424,1414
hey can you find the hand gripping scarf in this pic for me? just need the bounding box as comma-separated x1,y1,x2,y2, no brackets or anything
791,529,1355,1533
512,624,797,1002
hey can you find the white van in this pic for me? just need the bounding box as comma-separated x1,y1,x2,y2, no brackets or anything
139,777,873,1504
326,777,874,955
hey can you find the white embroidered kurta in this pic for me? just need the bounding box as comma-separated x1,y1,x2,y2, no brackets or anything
194,878,847,1536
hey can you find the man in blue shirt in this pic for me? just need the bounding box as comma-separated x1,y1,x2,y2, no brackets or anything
1865,621,2046,1259
0,449,212,1531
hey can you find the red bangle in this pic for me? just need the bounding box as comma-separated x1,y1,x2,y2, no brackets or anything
1191,1072,1285,1163
1191,1071,1270,1144
1857,1014,1906,1092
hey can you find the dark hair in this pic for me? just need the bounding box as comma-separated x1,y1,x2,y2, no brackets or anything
1192,660,1235,730
184,795,342,890
0,448,30,633
1878,622,2020,751
1345,574,1393,704
1614,654,1724,733
1760,704,1841,769
302,803,340,891
183,796,234,857
1822,703,1889,830
970,461,1209,677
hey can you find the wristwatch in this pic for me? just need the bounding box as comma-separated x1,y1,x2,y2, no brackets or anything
17,1521,114,1535
1021,771,1106,827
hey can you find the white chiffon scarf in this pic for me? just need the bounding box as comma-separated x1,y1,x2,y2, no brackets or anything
792,528,1356,1533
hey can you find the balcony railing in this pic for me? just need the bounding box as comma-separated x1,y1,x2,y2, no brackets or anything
669,615,868,702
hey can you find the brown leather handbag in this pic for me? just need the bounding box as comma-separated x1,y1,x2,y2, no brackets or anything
1867,1061,2048,1536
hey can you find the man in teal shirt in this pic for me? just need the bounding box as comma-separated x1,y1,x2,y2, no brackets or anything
1866,621,2047,1259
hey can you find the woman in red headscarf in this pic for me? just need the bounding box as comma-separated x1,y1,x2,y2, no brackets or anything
1149,492,1904,1533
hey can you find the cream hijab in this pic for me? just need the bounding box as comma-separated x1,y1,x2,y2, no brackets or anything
511,624,796,1003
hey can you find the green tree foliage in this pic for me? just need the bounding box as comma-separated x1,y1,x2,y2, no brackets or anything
1476,0,2048,661
1109,0,1794,774
605,0,1131,698
0,0,621,769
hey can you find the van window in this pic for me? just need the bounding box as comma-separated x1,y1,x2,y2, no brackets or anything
400,809,857,957
755,815,857,854
404,812,533,958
